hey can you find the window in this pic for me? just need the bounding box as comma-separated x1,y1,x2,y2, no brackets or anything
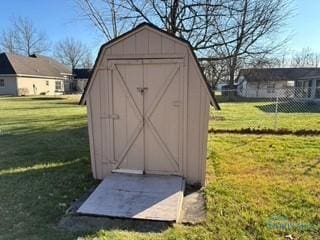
55,81,62,91
267,81,276,93
46,81,49,86
295,80,312,98
0,79,5,88
286,81,295,87
316,80,320,99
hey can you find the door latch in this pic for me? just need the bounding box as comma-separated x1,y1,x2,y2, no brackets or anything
137,87,148,95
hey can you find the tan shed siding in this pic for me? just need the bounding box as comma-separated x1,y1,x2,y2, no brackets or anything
186,55,202,184
148,30,162,54
89,76,104,179
110,39,124,55
0,76,17,95
106,28,186,57
86,99,97,178
200,88,211,185
135,29,149,54
123,35,136,55
85,26,210,185
99,69,114,177
174,42,186,54
161,35,175,54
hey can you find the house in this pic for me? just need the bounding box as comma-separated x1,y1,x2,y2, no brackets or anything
72,68,91,93
237,68,320,99
0,53,72,96
80,22,219,186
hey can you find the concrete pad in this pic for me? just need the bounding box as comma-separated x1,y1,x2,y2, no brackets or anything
77,174,185,222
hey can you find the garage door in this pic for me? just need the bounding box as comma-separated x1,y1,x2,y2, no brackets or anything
108,59,184,175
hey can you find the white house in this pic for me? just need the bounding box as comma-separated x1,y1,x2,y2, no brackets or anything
0,53,72,96
237,68,320,99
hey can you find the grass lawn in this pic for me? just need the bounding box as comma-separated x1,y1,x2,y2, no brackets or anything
0,96,319,240
210,101,320,131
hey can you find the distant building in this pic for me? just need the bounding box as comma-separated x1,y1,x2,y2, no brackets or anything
72,68,91,93
237,68,320,99
0,53,72,96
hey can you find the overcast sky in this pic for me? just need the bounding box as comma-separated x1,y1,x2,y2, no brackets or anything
0,0,319,57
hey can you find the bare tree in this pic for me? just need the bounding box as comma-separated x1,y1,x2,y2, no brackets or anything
75,0,234,51
75,0,134,40
80,51,94,69
75,0,291,87
291,47,320,67
0,29,17,53
0,17,50,56
201,58,229,87
205,0,291,86
54,37,92,69
115,0,236,55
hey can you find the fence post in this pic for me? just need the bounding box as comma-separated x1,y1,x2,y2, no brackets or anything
274,92,279,130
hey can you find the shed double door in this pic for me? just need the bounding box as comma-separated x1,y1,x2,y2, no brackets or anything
107,59,184,175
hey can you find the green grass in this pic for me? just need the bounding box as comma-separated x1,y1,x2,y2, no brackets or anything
0,96,319,240
210,101,320,131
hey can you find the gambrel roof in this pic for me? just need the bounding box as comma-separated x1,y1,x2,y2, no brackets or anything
80,22,220,110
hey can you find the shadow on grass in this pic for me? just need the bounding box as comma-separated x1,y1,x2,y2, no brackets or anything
55,101,81,106
4,105,82,111
0,127,89,172
30,97,66,101
3,115,86,127
256,101,320,113
216,95,274,103
0,126,97,239
0,126,172,237
3,96,66,101
209,128,320,136
59,215,171,234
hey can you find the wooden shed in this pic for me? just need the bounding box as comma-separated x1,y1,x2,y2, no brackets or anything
80,23,219,186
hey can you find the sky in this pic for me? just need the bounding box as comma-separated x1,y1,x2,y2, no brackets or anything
0,0,319,57
288,0,320,52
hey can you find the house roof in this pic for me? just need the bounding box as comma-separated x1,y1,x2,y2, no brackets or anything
238,68,320,82
0,52,71,77
73,68,91,79
79,22,220,110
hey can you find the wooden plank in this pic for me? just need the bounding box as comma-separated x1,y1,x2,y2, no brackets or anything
111,169,143,175
105,54,185,60
148,30,162,54
123,35,136,55
182,55,189,178
90,77,103,179
200,94,210,186
136,29,149,55
162,36,175,54
86,98,97,178
77,174,185,222
186,62,201,184
110,41,123,55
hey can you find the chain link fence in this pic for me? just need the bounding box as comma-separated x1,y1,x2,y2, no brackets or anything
210,87,320,133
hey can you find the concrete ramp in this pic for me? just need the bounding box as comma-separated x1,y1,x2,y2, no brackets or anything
77,174,185,222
